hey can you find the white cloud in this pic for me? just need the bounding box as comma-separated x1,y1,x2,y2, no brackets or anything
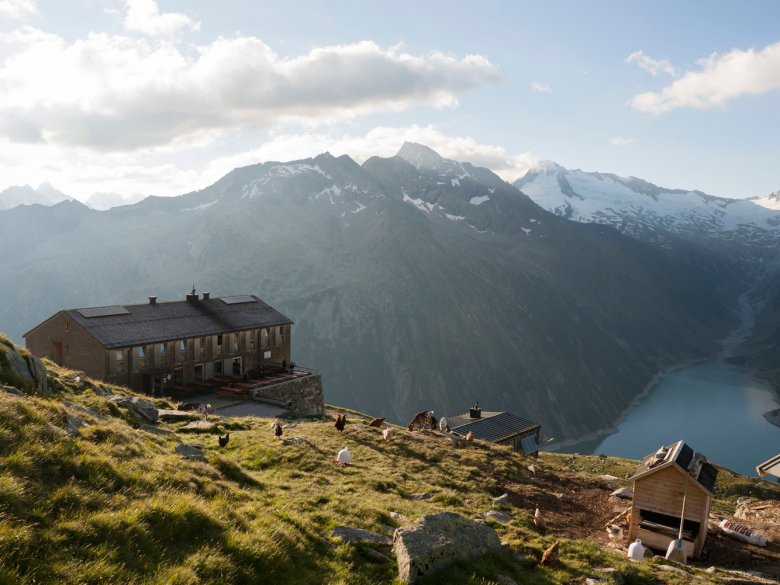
610,136,635,146
123,0,199,37
0,30,498,150
625,50,676,76
631,40,780,115
531,80,552,93
0,0,36,20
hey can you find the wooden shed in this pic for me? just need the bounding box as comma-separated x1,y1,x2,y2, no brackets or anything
627,440,717,560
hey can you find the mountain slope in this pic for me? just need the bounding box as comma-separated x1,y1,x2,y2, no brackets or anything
0,147,738,440
0,183,72,210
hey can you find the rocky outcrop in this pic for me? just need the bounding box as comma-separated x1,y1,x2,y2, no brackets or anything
393,512,501,583
175,443,206,461
108,395,159,423
0,339,48,393
331,526,392,545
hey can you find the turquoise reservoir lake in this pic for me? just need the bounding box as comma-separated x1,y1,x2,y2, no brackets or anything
562,362,780,477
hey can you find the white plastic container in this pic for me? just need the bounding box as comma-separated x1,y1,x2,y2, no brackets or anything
627,539,645,560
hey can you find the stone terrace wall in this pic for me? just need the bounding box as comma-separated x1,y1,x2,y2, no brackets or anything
254,374,325,416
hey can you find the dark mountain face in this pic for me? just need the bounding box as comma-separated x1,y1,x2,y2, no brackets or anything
0,148,737,440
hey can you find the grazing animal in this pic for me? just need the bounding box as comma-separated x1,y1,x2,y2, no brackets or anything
540,540,559,566
368,417,385,428
429,415,438,431
334,414,346,432
533,508,547,532
272,421,283,438
218,432,230,448
465,431,474,442
439,417,450,433
382,428,393,441
407,410,434,431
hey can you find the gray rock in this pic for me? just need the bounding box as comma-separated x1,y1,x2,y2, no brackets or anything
594,567,625,584
62,400,107,421
496,576,518,585
0,343,47,393
63,412,89,436
180,420,217,432
485,510,512,523
331,526,392,545
393,511,501,584
599,474,619,488
157,409,200,421
138,424,174,436
492,493,509,505
109,395,159,423
282,436,316,448
359,545,393,564
610,487,633,499
657,564,689,576
0,384,25,397
409,492,434,500
390,511,411,524
175,443,206,461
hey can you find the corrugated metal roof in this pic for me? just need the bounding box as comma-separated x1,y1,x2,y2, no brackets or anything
55,295,292,348
756,453,780,478
451,412,540,443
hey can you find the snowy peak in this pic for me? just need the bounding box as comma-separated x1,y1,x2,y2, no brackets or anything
515,163,780,246
397,142,445,172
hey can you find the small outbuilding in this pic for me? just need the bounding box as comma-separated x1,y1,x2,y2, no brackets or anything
448,406,542,456
627,440,717,560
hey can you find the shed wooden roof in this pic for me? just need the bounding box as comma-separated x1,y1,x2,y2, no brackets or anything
629,440,718,494
26,295,292,349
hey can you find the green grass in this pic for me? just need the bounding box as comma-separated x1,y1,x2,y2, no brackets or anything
0,353,777,584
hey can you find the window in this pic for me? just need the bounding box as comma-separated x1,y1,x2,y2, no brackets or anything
64,320,70,332
179,340,186,351
234,333,240,351
261,328,269,349
159,343,166,354
159,343,167,364
275,326,282,347
138,346,145,358
249,330,255,350
116,350,125,373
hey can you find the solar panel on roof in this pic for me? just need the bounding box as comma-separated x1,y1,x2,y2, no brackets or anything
220,295,256,305
78,306,130,318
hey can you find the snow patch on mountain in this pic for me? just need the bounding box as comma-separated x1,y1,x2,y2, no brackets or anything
402,189,434,213
470,195,490,206
183,200,218,212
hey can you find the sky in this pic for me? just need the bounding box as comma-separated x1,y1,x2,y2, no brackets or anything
0,0,779,202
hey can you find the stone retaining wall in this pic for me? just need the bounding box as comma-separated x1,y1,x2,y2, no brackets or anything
253,374,325,416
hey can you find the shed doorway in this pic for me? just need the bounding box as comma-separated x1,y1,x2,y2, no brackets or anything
51,341,63,365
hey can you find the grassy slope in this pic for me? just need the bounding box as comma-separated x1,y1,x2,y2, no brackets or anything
1,360,779,584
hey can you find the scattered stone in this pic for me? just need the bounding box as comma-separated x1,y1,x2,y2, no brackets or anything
180,420,217,432
527,464,536,476
599,474,619,488
62,400,107,421
610,487,633,499
594,567,625,584
359,545,393,564
63,412,89,436
492,493,509,505
657,564,689,576
282,436,316,448
409,492,434,501
0,384,25,397
175,443,206,461
109,395,159,423
157,409,200,421
380,524,396,535
390,511,411,524
705,567,716,574
496,575,518,585
93,385,112,397
138,423,174,436
331,526,392,545
393,511,501,584
485,510,512,524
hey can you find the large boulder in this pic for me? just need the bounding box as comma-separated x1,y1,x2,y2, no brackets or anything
0,340,48,393
393,512,502,583
109,395,159,423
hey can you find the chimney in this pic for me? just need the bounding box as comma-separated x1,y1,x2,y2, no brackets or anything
469,402,481,419
186,287,198,302
148,296,157,305
202,291,211,300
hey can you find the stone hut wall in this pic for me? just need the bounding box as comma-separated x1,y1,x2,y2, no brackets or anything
253,373,325,416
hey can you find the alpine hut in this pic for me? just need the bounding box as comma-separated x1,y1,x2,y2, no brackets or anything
627,440,717,560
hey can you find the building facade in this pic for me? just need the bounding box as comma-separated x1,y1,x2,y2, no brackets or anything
25,292,292,394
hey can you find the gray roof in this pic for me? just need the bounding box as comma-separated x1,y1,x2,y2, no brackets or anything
450,411,541,443
39,295,292,349
630,440,718,493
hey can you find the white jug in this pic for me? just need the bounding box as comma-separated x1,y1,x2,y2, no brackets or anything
627,539,645,560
